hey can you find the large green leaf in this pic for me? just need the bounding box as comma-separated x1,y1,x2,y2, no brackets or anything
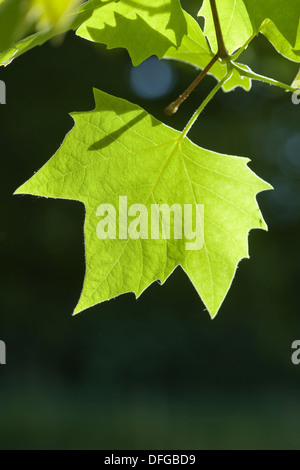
199,0,300,62
76,0,187,66
165,11,252,92
15,90,271,318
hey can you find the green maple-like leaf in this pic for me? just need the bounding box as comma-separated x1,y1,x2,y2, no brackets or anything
76,0,187,66
15,90,271,318
199,0,300,62
165,11,252,93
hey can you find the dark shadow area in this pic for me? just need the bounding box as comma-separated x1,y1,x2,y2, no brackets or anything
88,110,147,151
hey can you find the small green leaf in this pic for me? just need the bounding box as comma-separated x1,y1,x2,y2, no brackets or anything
199,0,300,62
292,69,300,89
15,90,271,318
261,19,300,63
76,0,187,66
165,11,252,92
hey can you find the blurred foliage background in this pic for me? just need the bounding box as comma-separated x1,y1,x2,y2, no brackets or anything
0,0,81,53
1,0,300,450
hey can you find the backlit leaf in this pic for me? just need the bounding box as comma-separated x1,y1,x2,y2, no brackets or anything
15,90,271,317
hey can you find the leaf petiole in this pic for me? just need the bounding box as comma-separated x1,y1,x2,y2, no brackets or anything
181,70,233,138
165,54,219,116
232,62,298,93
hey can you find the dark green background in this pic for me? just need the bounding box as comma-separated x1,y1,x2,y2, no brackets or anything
0,0,300,450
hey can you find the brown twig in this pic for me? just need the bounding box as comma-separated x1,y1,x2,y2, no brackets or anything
165,55,219,116
209,0,228,58
165,0,228,116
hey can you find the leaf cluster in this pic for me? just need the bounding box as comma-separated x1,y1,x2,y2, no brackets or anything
4,0,299,317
